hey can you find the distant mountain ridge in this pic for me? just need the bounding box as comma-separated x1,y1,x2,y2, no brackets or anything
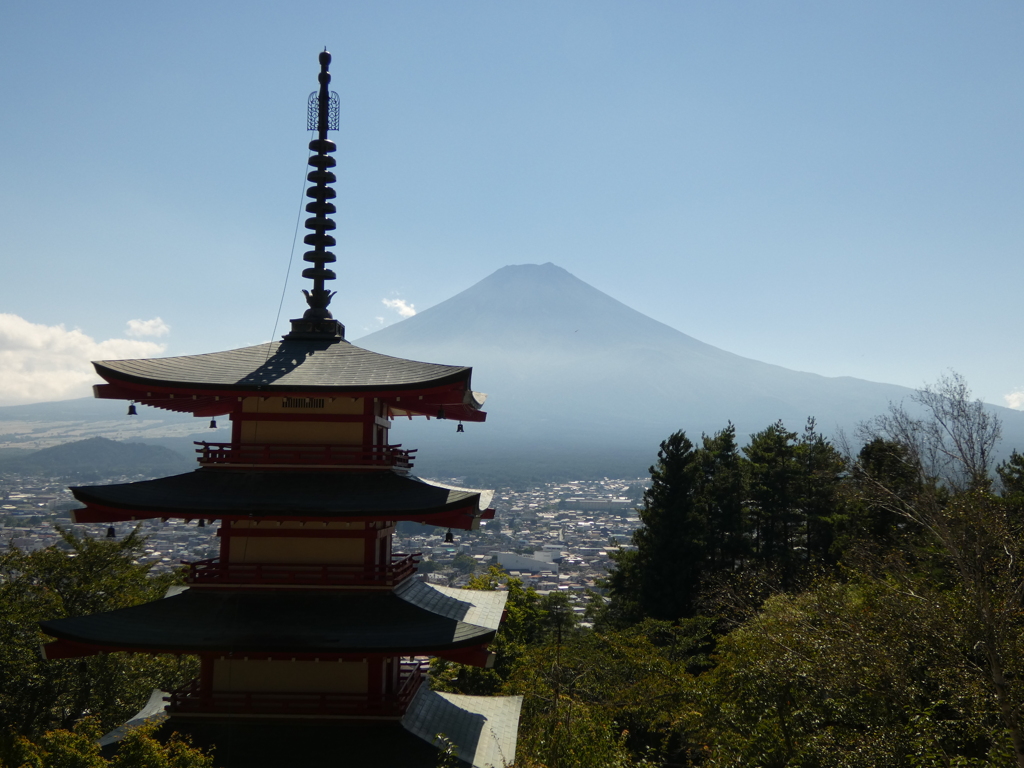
0,396,227,453
0,437,191,478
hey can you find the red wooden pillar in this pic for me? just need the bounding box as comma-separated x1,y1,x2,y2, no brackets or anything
363,525,377,569
199,654,215,704
230,410,242,446
366,657,383,710
218,520,232,562
362,398,374,450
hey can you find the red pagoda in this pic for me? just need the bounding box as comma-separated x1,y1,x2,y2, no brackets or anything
39,51,521,768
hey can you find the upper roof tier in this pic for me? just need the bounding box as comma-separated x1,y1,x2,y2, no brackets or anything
92,338,487,420
97,338,468,391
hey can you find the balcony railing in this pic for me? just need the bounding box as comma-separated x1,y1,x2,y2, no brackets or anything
166,665,422,719
182,553,422,589
194,442,416,470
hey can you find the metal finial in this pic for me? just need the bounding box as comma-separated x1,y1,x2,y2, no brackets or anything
287,51,344,340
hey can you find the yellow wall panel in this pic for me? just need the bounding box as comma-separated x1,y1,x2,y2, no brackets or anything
212,659,369,693
239,421,362,446
241,397,364,415
228,536,363,565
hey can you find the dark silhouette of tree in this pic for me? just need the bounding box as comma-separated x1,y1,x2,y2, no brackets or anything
793,419,847,566
694,424,748,576
853,374,1024,767
998,450,1024,498
743,421,803,585
606,431,703,622
860,370,1001,492
0,527,196,744
840,437,923,552
607,421,848,622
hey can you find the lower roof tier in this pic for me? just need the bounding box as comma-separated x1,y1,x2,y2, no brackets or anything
41,579,507,658
128,687,522,768
146,719,471,768
70,470,494,529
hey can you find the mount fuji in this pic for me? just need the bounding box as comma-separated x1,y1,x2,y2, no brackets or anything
4,264,1019,484
356,263,1024,482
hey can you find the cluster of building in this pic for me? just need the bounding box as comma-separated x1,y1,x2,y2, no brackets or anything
0,475,221,564
396,479,644,611
2,471,645,593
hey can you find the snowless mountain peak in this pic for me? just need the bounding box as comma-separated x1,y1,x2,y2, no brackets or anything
354,263,1024,477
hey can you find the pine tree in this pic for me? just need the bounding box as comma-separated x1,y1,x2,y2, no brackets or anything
694,424,748,576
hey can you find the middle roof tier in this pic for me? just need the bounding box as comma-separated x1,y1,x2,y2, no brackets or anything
70,470,494,528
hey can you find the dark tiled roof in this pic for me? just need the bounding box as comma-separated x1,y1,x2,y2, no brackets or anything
70,470,481,519
403,687,522,768
95,338,471,392
41,588,496,655
148,720,470,768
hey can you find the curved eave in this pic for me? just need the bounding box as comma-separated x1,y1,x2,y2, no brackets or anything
69,470,494,530
92,339,476,396
93,382,487,422
39,588,499,657
95,365,472,395
71,502,491,530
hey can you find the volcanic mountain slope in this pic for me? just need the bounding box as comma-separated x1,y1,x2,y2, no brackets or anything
356,263,1024,480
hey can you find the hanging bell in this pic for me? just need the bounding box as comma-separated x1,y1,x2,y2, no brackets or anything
209,418,217,429
437,406,446,420
106,526,116,538
444,528,454,543
197,519,205,528
456,423,464,433
127,403,137,416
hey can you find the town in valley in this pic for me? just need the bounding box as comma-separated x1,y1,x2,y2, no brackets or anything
0,467,646,623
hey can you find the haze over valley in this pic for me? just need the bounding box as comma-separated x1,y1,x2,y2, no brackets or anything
4,264,1020,483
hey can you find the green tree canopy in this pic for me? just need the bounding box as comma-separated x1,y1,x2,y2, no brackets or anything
0,527,197,751
605,420,848,624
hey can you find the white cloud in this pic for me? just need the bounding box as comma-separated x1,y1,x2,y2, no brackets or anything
126,317,170,337
382,298,416,318
1005,390,1024,410
0,314,166,406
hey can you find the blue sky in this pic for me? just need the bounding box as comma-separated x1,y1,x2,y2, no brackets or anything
0,1,1021,407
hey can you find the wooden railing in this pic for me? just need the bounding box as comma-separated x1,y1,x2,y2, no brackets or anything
182,553,422,588
165,665,422,719
194,442,416,469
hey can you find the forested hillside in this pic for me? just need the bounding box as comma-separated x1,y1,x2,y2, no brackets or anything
434,373,1024,767
3,373,1024,767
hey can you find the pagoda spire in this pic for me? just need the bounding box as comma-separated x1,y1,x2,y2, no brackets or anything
286,50,344,340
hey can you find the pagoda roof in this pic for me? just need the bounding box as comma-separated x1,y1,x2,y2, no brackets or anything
103,689,521,768
41,580,507,657
94,338,472,394
69,470,493,527
403,688,522,768
147,719,474,768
